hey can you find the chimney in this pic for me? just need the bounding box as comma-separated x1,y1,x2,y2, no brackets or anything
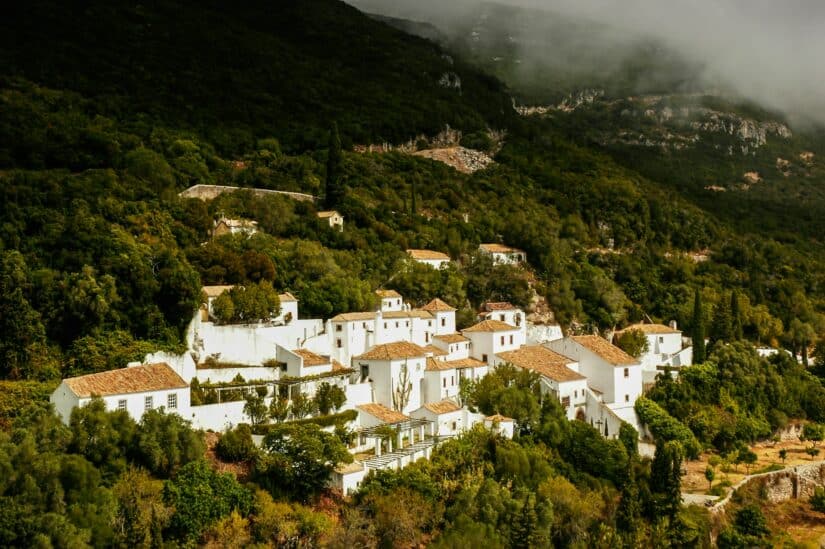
669,320,678,330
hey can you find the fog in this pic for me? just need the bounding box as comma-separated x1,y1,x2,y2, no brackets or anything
350,0,825,126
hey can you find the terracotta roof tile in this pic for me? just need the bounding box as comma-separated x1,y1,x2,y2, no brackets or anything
448,358,487,369
422,399,462,414
375,289,402,299
423,345,448,357
433,333,468,344
419,298,456,312
354,341,428,361
317,210,340,218
357,403,409,423
64,363,188,398
381,310,433,319
292,349,330,367
407,249,450,261
462,319,518,333
279,292,298,302
425,357,454,371
497,346,585,382
486,414,514,423
572,335,638,366
426,357,486,371
481,302,517,312
479,243,524,254
617,323,680,335
330,312,376,322
202,285,234,298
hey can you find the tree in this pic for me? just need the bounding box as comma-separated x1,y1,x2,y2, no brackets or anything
213,281,281,324
68,397,137,480
710,295,732,348
810,487,825,513
704,466,715,491
324,122,344,208
779,449,787,463
692,288,706,363
615,328,649,358
803,423,825,447
730,291,743,341
737,448,758,474
806,447,820,460
112,468,170,548
315,382,346,415
256,423,352,500
132,408,205,478
269,396,290,423
216,424,257,462
733,504,770,538
392,364,413,412
650,440,683,519
163,460,253,543
290,392,316,419
244,393,268,425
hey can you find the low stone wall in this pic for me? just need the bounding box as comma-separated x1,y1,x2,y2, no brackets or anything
180,184,316,202
714,460,825,512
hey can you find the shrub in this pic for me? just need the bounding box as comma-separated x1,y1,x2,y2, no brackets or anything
635,397,702,459
216,424,258,462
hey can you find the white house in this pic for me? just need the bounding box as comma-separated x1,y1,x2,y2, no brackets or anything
213,217,258,238
330,311,378,365
418,298,457,335
479,243,526,265
317,210,344,231
423,358,461,404
406,249,451,269
275,292,299,325
410,399,464,436
615,322,692,382
478,302,526,339
497,345,587,420
376,289,403,312
431,333,471,361
462,319,525,366
484,414,515,439
352,341,429,414
51,363,190,424
375,310,435,347
546,335,642,425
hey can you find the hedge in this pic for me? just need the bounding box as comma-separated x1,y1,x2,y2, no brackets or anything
635,396,702,459
251,409,358,435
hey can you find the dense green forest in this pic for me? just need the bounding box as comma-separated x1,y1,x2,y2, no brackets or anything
2,0,825,546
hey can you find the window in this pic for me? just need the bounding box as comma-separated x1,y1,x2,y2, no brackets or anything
500,336,504,345
428,321,432,327
405,321,409,327
167,393,178,409
452,421,457,431
336,324,342,332
397,299,401,306
117,399,127,411
509,335,513,345
441,318,446,327
561,396,570,408
336,338,342,348
623,367,629,378
395,322,399,328
499,314,505,321
144,396,153,411
482,354,488,363
451,375,455,386
280,362,288,372
443,378,447,388
384,322,387,329
360,364,369,380
659,336,664,344
574,390,577,398
425,333,430,343
362,322,367,329
625,394,630,402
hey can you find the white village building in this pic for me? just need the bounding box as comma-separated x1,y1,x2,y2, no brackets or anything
614,322,693,382
479,243,527,265
317,210,344,231
213,217,258,238
406,249,451,269
462,319,525,366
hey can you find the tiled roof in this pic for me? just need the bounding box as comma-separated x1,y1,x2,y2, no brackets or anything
572,335,638,366
354,341,428,361
202,285,234,298
357,403,409,423
407,249,450,261
497,346,585,382
375,289,402,299
462,319,518,333
425,357,455,371
433,333,468,344
331,359,347,372
617,323,680,335
219,218,258,228
481,301,517,312
448,358,487,369
330,312,376,322
279,292,298,302
317,210,340,218
292,349,330,367
479,243,524,254
486,414,514,423
423,345,448,357
382,310,433,319
335,461,364,474
64,363,188,398
419,298,456,312
423,399,462,415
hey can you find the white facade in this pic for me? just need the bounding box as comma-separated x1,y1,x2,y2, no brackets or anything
354,353,427,415
615,324,693,383
410,403,464,436
479,244,526,265
463,321,525,366
526,322,564,345
406,249,451,269
318,210,344,231
422,361,460,404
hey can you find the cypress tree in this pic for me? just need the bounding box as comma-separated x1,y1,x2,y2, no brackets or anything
710,294,732,349
730,290,743,340
692,288,706,363
324,122,344,208
651,441,683,519
617,464,642,535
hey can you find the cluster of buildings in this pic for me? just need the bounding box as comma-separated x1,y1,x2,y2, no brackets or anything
50,249,692,494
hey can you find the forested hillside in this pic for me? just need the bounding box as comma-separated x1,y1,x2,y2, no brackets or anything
1,0,825,546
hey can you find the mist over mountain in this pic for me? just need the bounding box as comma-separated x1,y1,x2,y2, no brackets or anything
350,0,825,128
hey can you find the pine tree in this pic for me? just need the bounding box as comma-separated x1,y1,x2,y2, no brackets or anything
511,494,539,549
324,122,344,208
617,464,642,535
692,288,706,363
730,290,743,340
